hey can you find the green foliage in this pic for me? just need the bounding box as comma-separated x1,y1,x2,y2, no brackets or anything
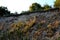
43,4,51,10
29,3,42,12
29,3,52,12
54,0,60,8
0,6,10,16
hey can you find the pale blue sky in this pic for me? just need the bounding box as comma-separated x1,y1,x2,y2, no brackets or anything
0,0,55,13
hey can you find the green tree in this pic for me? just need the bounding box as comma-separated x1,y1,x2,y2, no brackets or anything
29,3,42,12
54,0,60,8
0,6,10,16
43,4,51,10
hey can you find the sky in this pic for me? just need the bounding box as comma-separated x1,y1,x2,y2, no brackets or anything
0,0,55,13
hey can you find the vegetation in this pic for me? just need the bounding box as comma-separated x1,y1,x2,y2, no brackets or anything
54,0,60,8
29,3,51,12
29,3,42,12
0,1,59,16
43,4,52,10
0,1,60,40
0,6,10,16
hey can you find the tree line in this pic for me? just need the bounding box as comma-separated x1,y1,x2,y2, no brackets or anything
28,0,60,12
0,0,60,16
